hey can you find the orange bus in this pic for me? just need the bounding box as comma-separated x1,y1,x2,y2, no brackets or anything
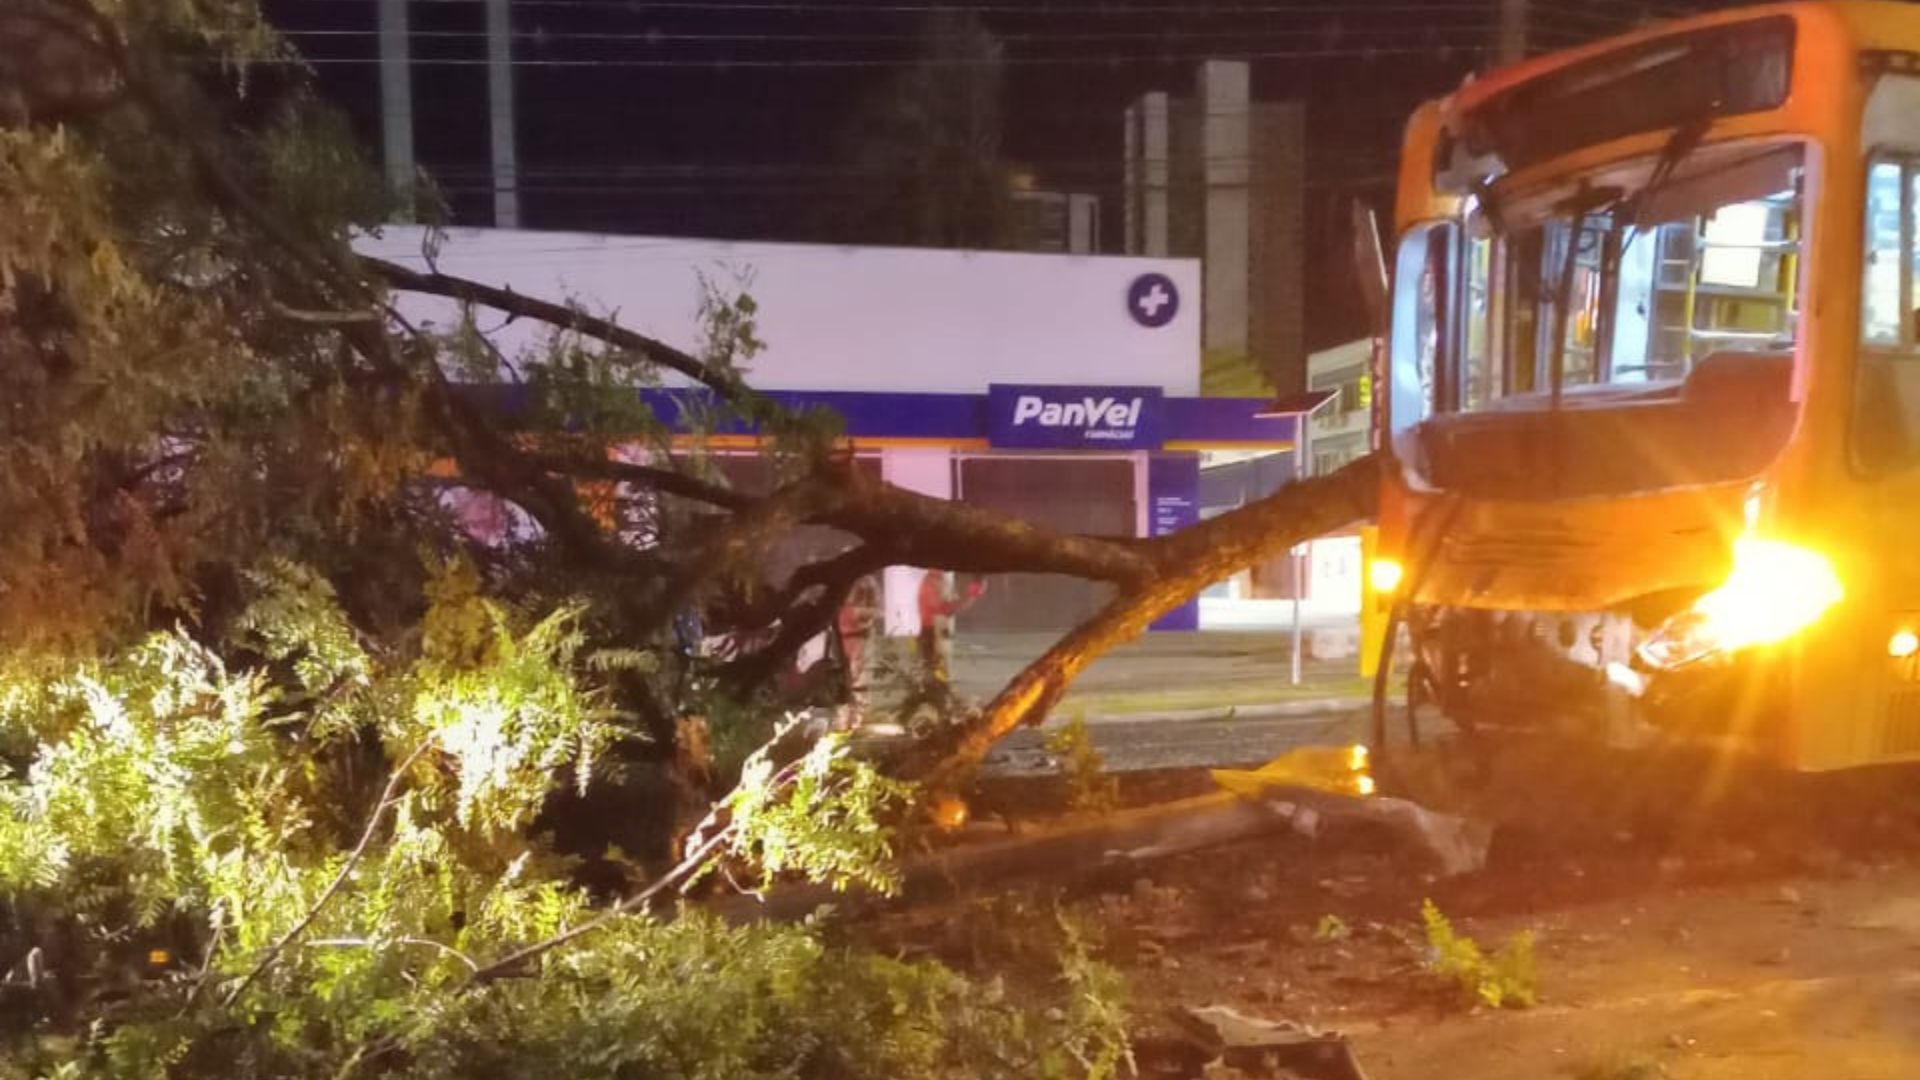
1374,2,1920,770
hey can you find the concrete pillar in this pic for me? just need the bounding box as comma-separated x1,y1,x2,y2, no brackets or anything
485,0,521,228
1068,193,1100,254
1124,101,1139,253
1496,0,1528,66
1124,92,1171,257
880,449,953,636
1198,61,1250,360
1251,101,1306,392
378,0,414,219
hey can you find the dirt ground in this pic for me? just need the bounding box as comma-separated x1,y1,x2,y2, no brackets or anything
866,739,1920,1079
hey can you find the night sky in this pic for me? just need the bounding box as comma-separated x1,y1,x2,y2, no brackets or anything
258,0,1726,348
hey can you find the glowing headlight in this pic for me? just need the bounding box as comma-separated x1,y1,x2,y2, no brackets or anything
1694,538,1843,648
1639,538,1842,669
1368,558,1405,595
1892,629,1920,659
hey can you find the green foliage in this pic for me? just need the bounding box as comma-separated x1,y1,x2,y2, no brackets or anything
719,730,914,896
398,911,1133,1080
1043,715,1118,814
1050,915,1135,1080
1419,899,1537,1009
0,569,1126,1078
0,124,246,651
105,0,289,64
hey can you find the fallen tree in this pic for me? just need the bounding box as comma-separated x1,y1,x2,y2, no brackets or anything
0,0,1381,802
0,3,1395,1074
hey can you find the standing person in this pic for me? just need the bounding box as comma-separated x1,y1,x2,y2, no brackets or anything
834,573,882,731
903,570,986,722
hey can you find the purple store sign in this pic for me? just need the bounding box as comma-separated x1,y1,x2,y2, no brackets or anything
1147,455,1201,632
986,384,1164,451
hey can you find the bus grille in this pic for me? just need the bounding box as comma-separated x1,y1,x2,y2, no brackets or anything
1444,532,1595,568
1885,690,1920,756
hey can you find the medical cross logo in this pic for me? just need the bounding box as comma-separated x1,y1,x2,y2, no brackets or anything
1127,273,1180,328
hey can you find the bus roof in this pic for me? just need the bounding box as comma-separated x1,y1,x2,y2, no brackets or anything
1394,1,1920,229
1451,2,1920,115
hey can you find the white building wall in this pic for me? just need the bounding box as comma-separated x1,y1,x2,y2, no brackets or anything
360,227,1203,395
880,450,954,637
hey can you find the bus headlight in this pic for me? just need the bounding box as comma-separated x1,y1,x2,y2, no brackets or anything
1639,538,1842,670
1368,558,1405,595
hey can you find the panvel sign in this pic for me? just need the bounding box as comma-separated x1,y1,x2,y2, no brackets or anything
986,384,1165,450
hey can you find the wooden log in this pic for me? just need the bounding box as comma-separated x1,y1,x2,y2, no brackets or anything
712,786,1487,924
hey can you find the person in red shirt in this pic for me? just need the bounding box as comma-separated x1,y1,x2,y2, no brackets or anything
903,570,985,722
833,573,882,731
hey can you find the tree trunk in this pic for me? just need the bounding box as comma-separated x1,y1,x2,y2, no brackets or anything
913,456,1380,789
711,779,1482,925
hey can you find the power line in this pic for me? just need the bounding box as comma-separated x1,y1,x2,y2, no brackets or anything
281,25,1495,44
422,170,1397,195
423,151,1404,178
285,0,1496,13
263,44,1489,68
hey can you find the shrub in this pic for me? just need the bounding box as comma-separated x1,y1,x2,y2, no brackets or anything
1419,899,1537,1009
1044,715,1118,813
0,566,1130,1079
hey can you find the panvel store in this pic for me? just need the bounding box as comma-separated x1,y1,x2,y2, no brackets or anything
363,227,1313,635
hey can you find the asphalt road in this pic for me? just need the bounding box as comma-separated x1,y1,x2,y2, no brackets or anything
982,703,1377,776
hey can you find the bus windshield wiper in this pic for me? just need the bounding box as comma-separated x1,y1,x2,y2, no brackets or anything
1546,184,1619,409
1544,120,1711,406
1627,116,1712,225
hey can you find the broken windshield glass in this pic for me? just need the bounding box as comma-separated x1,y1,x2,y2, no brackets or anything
1463,142,1804,410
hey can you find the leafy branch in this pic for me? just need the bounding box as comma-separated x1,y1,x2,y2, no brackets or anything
468,721,910,984
221,738,434,1006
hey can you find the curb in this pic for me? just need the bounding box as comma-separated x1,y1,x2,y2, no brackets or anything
1063,696,1376,728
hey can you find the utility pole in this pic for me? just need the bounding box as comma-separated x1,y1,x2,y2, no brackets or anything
377,0,415,220
486,0,521,228
1495,0,1528,66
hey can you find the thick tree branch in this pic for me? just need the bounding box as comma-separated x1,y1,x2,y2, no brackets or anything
270,302,383,326
363,256,750,404
720,544,896,690
912,457,1382,789
534,454,1154,587
623,475,838,640
813,471,1156,587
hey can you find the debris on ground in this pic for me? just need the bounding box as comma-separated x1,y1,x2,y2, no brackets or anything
1210,745,1491,878
1164,1004,1370,1080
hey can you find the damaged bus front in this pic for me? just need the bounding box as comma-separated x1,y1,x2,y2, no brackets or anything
1376,3,1920,770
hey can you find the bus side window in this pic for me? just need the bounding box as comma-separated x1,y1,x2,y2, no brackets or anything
1390,222,1455,436
1862,160,1904,346
1855,155,1920,472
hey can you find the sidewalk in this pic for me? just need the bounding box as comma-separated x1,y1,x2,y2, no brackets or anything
941,629,1372,724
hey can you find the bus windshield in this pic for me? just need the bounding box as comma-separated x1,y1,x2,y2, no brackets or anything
1396,139,1808,497
1463,141,1804,411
